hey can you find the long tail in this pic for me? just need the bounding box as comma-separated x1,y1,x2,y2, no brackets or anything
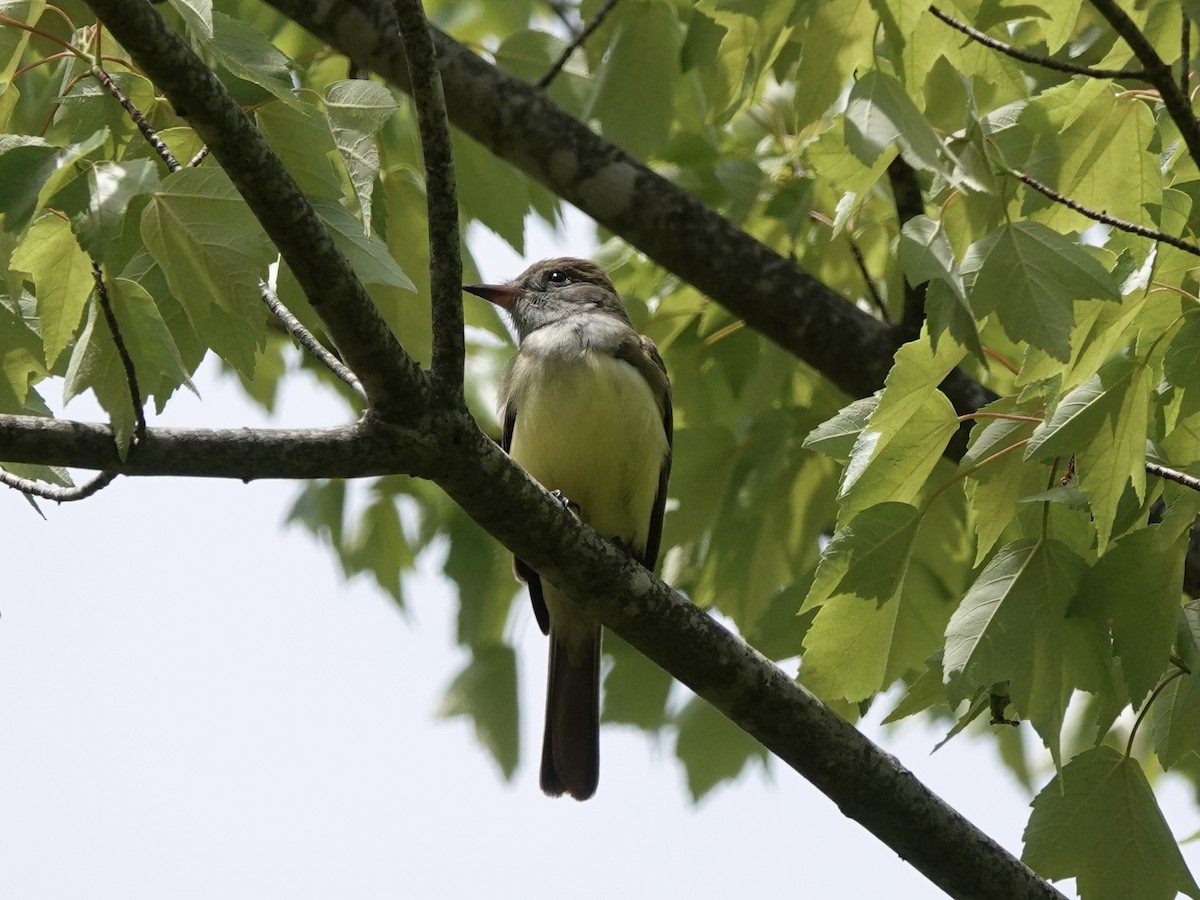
540,624,601,800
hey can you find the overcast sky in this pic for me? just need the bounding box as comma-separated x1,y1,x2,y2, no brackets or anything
4,217,1198,899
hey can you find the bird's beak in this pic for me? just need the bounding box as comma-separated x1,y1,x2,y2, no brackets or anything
463,283,524,308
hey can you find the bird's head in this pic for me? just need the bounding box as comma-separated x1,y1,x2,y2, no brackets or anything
463,257,629,340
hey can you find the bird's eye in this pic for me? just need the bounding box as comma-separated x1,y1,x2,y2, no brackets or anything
547,270,568,285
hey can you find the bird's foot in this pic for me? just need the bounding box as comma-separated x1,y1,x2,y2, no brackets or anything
550,490,582,518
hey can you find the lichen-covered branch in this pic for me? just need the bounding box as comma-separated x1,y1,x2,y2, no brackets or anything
395,0,464,401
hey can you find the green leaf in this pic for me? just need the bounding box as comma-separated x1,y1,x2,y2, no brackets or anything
493,29,590,117
802,552,952,703
692,0,803,122
899,216,983,359
140,167,274,377
1075,527,1186,707
437,643,520,779
836,334,963,518
662,425,737,546
0,298,46,412
802,393,879,460
791,0,876,129
255,97,343,200
882,658,948,724
962,221,1121,361
443,507,517,648
845,69,950,177
72,160,162,262
0,0,46,84
960,398,1044,564
804,501,921,611
0,132,107,233
1164,315,1200,423
1023,745,1200,900
943,538,1092,763
451,131,528,253
325,80,398,231
1022,88,1161,234
166,0,213,40
286,479,346,549
1025,349,1149,547
674,695,766,800
206,11,300,108
312,199,414,290
586,0,681,159
61,300,136,454
341,494,410,603
603,633,673,730
1153,601,1200,769
10,214,92,368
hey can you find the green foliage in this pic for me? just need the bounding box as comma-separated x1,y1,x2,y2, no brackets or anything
3,2,1200,895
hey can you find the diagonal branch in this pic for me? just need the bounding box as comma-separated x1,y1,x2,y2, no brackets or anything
537,0,620,89
395,0,464,401
1012,169,1200,258
929,5,1146,80
258,281,367,398
80,0,426,420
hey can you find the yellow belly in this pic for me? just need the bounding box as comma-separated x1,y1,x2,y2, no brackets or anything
508,351,667,551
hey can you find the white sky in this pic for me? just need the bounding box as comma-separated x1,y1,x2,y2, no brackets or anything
3,215,1198,899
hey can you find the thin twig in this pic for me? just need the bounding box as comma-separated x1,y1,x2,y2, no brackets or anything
847,238,889,323
187,145,209,168
543,0,582,37
1089,0,1200,176
92,261,147,445
930,5,1147,80
888,156,925,338
1012,170,1200,258
1126,667,1187,757
395,0,464,400
92,65,181,172
1,468,118,502
537,0,620,89
258,281,366,399
1146,461,1200,492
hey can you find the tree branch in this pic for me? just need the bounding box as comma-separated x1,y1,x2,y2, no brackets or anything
0,415,440,480
537,0,620,89
258,281,367,399
1089,0,1200,169
929,5,1146,80
92,261,147,445
1,468,118,502
395,0,464,401
81,0,427,420
1147,461,1200,492
887,156,926,340
92,64,181,172
1013,170,1200,258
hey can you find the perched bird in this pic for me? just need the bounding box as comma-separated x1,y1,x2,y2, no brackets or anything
464,258,672,800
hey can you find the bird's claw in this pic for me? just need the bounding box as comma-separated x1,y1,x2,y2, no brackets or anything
551,490,581,518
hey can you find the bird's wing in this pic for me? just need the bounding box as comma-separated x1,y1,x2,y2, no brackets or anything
616,334,673,570
503,400,550,636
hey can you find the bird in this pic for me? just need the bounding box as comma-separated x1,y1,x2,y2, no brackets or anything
464,258,672,800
